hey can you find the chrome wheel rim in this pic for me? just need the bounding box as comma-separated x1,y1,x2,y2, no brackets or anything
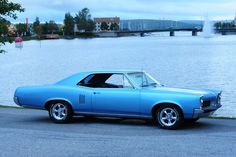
159,108,178,127
51,103,67,120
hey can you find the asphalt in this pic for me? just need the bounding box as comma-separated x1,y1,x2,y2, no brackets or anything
0,108,236,157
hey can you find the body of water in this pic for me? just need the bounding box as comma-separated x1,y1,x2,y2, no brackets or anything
1,33,236,117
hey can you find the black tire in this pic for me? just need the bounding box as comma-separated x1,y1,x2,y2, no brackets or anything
185,118,199,124
49,101,73,123
154,104,184,129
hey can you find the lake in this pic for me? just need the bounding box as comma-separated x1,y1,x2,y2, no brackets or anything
0,33,236,117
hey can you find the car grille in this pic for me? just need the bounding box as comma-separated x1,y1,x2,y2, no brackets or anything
202,100,211,108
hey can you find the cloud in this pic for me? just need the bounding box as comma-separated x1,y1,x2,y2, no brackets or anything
10,0,236,23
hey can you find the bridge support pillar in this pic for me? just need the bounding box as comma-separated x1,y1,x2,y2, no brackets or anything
170,31,175,36
192,30,197,36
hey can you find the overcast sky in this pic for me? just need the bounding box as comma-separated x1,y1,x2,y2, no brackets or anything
10,0,236,23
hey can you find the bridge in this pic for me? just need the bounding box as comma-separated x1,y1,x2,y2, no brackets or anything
117,28,202,37
117,19,202,37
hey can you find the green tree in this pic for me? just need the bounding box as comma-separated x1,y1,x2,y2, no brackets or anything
15,23,27,36
33,17,42,37
215,21,235,29
34,25,42,38
64,12,74,35
47,20,58,34
214,22,222,29
41,22,48,34
0,0,24,53
41,21,58,34
87,19,95,32
75,8,95,32
101,22,109,31
110,23,119,31
0,18,9,35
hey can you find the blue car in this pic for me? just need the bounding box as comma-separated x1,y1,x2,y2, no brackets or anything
14,70,222,129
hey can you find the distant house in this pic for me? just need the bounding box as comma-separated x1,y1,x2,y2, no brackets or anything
94,17,120,32
7,24,16,36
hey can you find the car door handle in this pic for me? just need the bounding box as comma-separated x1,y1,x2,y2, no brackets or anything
93,92,101,94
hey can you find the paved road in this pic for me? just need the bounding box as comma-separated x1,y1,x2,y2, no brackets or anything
0,108,236,157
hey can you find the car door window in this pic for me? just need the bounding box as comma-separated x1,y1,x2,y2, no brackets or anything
79,73,133,88
123,75,133,88
105,74,133,88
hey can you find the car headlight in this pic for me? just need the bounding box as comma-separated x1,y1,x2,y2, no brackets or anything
13,96,20,105
200,97,204,107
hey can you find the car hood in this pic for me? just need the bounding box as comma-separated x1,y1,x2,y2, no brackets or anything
148,86,221,99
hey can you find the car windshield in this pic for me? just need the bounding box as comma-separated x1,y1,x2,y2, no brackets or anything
127,72,161,87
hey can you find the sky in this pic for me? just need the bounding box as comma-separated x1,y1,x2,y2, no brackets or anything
9,0,236,23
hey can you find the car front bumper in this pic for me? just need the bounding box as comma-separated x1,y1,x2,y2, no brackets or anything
193,104,222,118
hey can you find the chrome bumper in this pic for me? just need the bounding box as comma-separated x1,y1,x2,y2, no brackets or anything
13,96,21,106
193,104,222,118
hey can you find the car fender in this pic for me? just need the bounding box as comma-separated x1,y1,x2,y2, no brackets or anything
44,97,73,109
151,100,183,112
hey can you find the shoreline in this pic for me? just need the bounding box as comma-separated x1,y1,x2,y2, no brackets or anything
1,105,235,120
22,34,97,41
8,32,236,43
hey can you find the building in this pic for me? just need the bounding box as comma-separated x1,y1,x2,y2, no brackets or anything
7,24,16,36
94,17,120,32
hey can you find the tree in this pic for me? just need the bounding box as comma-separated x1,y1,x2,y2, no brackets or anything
41,21,58,34
0,0,24,53
33,17,42,37
110,23,119,31
0,18,9,35
101,22,109,31
87,19,95,32
214,21,235,29
34,25,42,38
64,12,74,35
15,23,27,36
214,22,222,29
47,20,58,34
0,0,24,19
75,8,95,32
41,22,48,34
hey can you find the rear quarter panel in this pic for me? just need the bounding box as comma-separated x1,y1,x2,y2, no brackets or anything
15,85,92,112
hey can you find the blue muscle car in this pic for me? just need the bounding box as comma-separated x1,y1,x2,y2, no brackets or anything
14,70,222,129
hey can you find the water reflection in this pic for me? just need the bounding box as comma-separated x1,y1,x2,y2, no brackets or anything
0,34,236,117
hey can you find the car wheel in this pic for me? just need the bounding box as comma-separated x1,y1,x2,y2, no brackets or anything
155,104,183,129
49,102,73,123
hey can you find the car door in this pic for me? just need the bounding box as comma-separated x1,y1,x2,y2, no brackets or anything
76,86,93,112
92,74,140,115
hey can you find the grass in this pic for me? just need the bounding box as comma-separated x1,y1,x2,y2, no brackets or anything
206,116,236,120
0,105,23,109
22,36,41,41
